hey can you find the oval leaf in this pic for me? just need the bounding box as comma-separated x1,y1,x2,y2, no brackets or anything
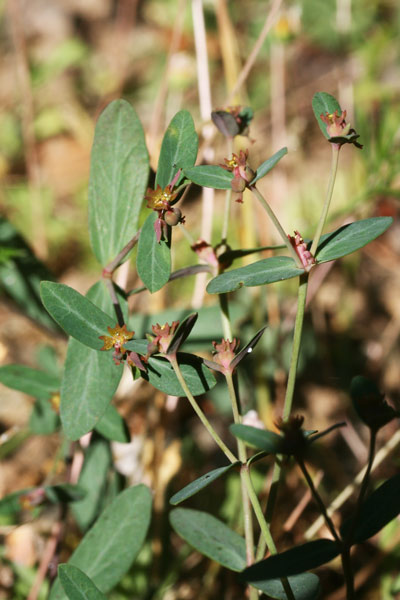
207,256,304,294
242,539,340,582
170,508,247,571
341,473,400,544
312,92,342,139
230,424,284,453
88,99,149,266
183,165,234,189
49,485,152,600
40,282,115,350
253,573,321,600
71,440,111,531
156,110,198,188
59,564,107,600
124,340,216,395
315,217,393,264
137,212,171,293
250,147,287,185
145,352,216,397
170,462,240,506
0,365,60,400
60,282,125,440
95,404,130,443
45,484,86,504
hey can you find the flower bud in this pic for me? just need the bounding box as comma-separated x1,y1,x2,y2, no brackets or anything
164,207,182,227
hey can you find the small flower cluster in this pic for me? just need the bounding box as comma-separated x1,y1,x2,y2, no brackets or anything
145,184,184,242
147,321,180,356
320,110,363,149
288,230,316,271
221,149,255,203
99,324,146,369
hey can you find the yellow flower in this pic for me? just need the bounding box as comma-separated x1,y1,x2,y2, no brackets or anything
145,185,178,211
99,324,133,353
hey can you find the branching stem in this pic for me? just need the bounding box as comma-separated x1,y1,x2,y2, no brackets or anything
169,356,237,463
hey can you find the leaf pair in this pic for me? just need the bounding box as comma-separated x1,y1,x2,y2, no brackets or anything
207,217,393,294
170,508,320,599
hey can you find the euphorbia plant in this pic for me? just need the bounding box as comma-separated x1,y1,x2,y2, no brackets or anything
0,92,397,600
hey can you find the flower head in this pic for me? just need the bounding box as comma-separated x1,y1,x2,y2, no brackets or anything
288,231,316,272
99,324,133,354
149,321,180,356
320,110,363,149
145,185,178,211
221,149,255,203
211,338,240,375
145,185,183,242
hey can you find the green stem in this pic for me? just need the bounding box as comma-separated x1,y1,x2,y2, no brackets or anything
219,293,232,340
241,467,295,600
250,185,303,268
282,273,309,420
169,356,237,463
256,273,308,559
226,373,255,565
310,144,340,256
297,456,341,545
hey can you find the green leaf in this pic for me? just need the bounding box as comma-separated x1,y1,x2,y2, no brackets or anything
59,565,107,600
250,147,287,185
170,508,247,571
229,326,267,371
29,396,60,435
49,485,152,600
242,540,340,582
315,217,393,264
253,573,321,600
230,424,284,454
156,110,198,188
45,484,86,503
60,282,125,440
0,216,59,331
40,282,116,350
170,463,240,505
71,440,111,531
312,92,341,139
207,256,304,294
0,364,60,400
166,312,198,356
94,404,130,443
124,343,216,396
207,218,393,295
137,212,171,293
183,165,234,189
88,99,149,266
341,473,400,544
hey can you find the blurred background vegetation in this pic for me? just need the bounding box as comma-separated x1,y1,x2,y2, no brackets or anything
0,0,399,598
